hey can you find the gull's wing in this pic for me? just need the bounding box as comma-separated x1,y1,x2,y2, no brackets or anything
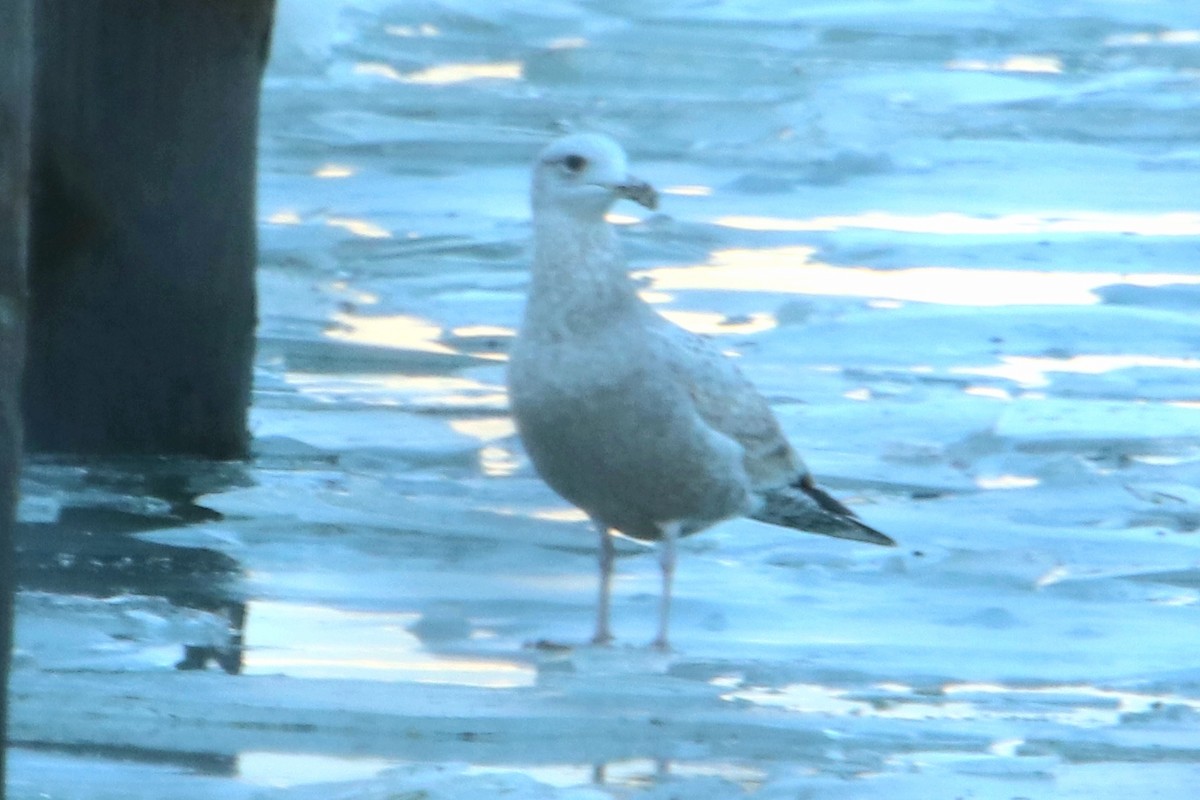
648,313,894,546
646,315,804,492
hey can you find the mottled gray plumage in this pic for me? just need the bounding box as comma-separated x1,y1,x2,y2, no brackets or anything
507,133,893,648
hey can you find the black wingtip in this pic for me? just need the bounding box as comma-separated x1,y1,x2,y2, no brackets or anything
847,519,897,547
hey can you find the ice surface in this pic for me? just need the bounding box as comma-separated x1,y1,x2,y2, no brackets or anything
11,0,1200,798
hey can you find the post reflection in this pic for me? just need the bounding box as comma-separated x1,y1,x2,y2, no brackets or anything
16,456,250,675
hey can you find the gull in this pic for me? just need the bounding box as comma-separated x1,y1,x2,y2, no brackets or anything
507,133,895,650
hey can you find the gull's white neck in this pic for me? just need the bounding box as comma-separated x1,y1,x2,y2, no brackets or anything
524,208,641,336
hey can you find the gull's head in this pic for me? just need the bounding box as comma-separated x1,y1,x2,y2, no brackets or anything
531,133,658,219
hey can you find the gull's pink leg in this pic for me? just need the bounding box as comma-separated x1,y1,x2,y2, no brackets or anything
592,521,615,645
651,522,681,651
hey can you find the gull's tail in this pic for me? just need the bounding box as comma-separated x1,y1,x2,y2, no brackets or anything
751,474,895,546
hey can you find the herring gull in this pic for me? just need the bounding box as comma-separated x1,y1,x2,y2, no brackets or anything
507,133,894,650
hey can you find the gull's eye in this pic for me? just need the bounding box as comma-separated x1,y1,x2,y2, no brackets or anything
562,154,588,173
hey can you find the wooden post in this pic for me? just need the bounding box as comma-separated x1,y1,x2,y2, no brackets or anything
24,0,276,458
0,0,33,794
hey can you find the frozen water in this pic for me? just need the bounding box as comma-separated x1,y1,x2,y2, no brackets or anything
10,0,1200,798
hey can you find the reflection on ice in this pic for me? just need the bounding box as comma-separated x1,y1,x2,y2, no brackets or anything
963,386,1013,401
313,163,356,179
325,216,391,239
721,682,874,717
283,372,506,411
478,441,519,478
239,751,396,788
715,211,1200,236
468,758,767,791
353,62,406,82
406,61,523,84
242,601,536,688
385,23,439,38
1130,450,1200,466
953,354,1200,389
448,418,520,477
662,184,714,197
409,61,523,84
944,683,1200,724
547,36,587,50
1106,30,1200,46
725,680,1200,729
657,309,777,336
448,325,513,339
436,326,511,363
529,507,590,524
266,210,302,225
448,417,515,444
605,212,649,225
642,247,1200,306
356,60,524,85
974,474,1040,490
946,55,1064,74
327,312,454,354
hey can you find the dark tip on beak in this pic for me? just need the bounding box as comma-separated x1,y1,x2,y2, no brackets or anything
615,179,659,210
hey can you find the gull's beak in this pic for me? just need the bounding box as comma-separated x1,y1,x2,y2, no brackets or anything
614,177,659,210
